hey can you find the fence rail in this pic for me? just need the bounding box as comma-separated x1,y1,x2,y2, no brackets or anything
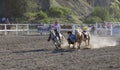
0,23,119,36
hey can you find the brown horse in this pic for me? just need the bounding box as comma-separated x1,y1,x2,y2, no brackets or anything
75,28,91,49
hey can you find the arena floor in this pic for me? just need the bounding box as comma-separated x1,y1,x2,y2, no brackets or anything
0,35,120,70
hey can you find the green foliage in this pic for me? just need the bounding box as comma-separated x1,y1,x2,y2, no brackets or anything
92,7,109,21
84,16,102,24
67,15,82,24
50,0,61,7
109,0,120,19
26,0,37,12
2,0,120,23
60,7,71,16
6,0,28,17
48,7,70,17
38,18,51,23
107,15,120,22
48,7,63,17
24,12,36,21
36,11,48,19
0,0,37,17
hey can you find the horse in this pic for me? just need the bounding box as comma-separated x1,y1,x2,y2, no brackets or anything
48,29,65,49
75,28,91,49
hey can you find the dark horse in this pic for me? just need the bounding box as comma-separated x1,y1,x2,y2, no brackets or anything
48,29,62,49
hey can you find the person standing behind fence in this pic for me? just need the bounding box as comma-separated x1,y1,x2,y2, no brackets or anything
1,17,6,24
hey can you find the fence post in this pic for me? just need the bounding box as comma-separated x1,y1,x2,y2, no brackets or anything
110,24,113,36
58,24,61,33
72,24,76,34
27,24,30,35
4,24,7,35
94,22,98,35
16,24,18,35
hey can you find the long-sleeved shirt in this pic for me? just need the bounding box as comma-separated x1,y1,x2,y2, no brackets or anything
68,34,76,42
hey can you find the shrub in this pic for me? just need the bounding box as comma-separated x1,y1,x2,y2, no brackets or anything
49,7,63,17
24,12,36,21
48,7,70,17
92,7,109,21
41,18,51,23
84,16,102,24
36,11,48,19
60,7,71,16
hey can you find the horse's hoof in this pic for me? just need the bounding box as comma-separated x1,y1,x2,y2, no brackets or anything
77,49,81,51
77,47,80,49
83,48,90,50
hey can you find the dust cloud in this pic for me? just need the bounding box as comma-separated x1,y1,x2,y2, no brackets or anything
90,36,117,49
61,38,69,49
61,35,117,49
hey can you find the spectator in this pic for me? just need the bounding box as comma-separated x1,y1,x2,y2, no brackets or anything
1,17,6,23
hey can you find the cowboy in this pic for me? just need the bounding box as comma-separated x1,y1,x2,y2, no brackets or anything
47,21,60,41
67,31,76,44
82,26,89,39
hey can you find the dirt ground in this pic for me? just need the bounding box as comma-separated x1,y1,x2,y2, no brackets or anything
0,35,120,70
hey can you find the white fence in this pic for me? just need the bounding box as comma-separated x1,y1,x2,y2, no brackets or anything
95,22,120,36
0,23,120,36
0,24,38,35
0,24,77,35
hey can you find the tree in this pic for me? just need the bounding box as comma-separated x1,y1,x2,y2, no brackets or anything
109,0,120,18
0,0,37,18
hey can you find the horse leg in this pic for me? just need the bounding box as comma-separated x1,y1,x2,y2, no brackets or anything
84,38,90,49
69,44,71,48
47,33,51,41
87,35,90,48
87,39,90,48
78,41,82,49
84,40,87,46
73,42,76,49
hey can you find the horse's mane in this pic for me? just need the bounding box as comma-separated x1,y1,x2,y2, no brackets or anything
75,27,90,36
59,33,66,40
50,29,55,35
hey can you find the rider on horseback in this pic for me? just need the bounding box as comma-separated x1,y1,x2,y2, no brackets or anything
47,21,61,41
82,26,89,39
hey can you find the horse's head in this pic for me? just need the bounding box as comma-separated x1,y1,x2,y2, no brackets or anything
75,28,82,36
49,29,63,49
59,33,66,41
49,29,56,39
